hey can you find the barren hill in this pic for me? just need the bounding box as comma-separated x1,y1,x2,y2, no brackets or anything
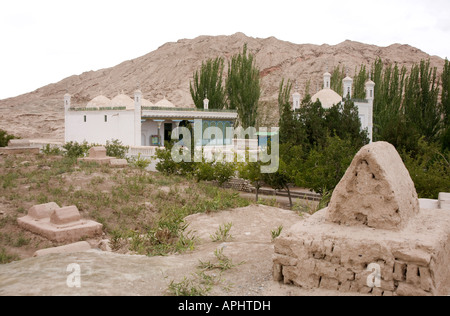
0,32,445,140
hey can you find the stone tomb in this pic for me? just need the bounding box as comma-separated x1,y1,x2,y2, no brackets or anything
273,142,450,296
18,202,103,243
77,146,128,167
0,139,40,155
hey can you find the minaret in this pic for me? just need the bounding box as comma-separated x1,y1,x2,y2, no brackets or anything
365,74,375,143
134,89,142,146
343,68,353,99
203,93,209,110
292,80,301,111
365,73,375,102
64,92,71,143
323,66,331,90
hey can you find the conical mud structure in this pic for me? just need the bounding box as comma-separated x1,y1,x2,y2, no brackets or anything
273,142,450,296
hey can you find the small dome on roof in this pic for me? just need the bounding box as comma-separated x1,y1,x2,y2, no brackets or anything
87,95,112,108
111,94,134,110
155,97,175,108
365,79,375,86
343,76,353,82
311,89,343,109
141,98,155,107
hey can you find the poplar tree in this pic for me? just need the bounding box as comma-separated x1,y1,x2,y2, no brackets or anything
440,58,450,151
330,65,345,96
226,44,261,128
190,57,226,110
403,60,440,143
353,65,368,99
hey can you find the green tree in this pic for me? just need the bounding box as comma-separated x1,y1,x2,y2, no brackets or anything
325,99,369,147
239,161,264,202
401,138,450,199
226,44,261,128
278,78,305,145
441,58,450,151
190,57,227,110
353,65,368,99
403,60,440,143
330,65,345,96
295,135,358,195
297,95,327,149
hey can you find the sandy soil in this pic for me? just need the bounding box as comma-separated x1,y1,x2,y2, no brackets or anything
0,204,358,296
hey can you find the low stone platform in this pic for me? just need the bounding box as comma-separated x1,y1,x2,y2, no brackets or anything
18,203,103,243
77,146,128,167
0,139,40,155
77,146,115,165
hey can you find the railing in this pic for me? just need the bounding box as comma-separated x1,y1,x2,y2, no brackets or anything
128,146,159,158
69,107,127,111
142,106,237,113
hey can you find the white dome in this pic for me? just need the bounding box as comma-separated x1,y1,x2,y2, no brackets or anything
311,89,343,109
155,97,175,108
111,94,134,110
141,98,155,107
87,95,112,108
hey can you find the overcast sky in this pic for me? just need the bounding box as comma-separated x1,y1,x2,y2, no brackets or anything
1,0,449,100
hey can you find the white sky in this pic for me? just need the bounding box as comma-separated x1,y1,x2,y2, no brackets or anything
1,0,449,100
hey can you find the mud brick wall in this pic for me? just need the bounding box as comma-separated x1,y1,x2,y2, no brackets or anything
273,209,450,296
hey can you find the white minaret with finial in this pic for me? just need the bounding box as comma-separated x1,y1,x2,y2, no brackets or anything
343,68,353,99
203,93,209,110
323,64,331,89
292,80,301,110
365,71,375,143
134,87,142,146
365,71,375,102
64,91,71,143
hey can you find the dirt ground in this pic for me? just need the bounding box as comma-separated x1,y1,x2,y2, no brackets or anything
0,204,357,296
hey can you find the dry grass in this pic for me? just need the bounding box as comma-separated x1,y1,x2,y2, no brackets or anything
0,153,252,263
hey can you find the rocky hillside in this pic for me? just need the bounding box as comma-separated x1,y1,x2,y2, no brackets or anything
0,32,445,140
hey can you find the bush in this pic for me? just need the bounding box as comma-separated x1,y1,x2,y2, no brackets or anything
128,153,151,169
401,139,450,199
105,139,129,159
155,143,180,175
295,135,358,194
0,129,19,147
62,141,91,158
194,161,216,182
155,141,196,176
42,144,62,156
213,162,236,186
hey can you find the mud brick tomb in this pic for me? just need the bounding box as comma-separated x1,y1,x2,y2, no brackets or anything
273,141,450,296
18,202,103,243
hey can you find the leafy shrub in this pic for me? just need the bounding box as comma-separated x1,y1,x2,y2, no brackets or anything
212,162,236,186
401,139,450,199
0,129,19,147
155,144,179,175
194,161,216,182
105,139,129,159
128,153,151,169
62,141,91,158
42,144,62,156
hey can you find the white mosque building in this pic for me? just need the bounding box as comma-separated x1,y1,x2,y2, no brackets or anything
292,70,375,142
64,90,238,148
